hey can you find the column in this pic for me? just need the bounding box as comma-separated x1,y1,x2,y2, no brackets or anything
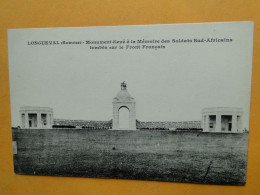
50,113,54,127
37,112,41,129
216,114,221,132
112,104,119,130
205,115,209,132
20,113,24,128
46,113,50,128
232,115,238,132
129,104,136,130
24,112,29,128
237,115,242,132
201,115,204,131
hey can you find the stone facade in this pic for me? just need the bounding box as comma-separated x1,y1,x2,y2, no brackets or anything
201,107,243,133
112,82,136,130
20,106,54,129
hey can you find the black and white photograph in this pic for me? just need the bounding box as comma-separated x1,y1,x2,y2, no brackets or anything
8,22,253,185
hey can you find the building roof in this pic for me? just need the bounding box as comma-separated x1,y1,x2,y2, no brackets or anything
201,107,243,114
20,106,53,112
114,89,135,102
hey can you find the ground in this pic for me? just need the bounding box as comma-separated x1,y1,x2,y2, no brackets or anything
12,128,248,185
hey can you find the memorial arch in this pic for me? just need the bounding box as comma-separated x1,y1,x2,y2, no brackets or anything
112,82,136,130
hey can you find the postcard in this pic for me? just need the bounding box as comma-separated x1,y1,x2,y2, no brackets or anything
8,22,254,185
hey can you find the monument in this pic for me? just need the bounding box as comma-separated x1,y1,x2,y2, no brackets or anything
18,94,244,133
112,82,136,130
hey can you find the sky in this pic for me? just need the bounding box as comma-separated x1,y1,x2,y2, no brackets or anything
8,22,254,129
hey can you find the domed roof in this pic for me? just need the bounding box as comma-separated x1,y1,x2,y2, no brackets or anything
116,90,132,99
113,82,135,102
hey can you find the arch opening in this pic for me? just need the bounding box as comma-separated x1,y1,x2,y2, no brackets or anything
119,107,130,130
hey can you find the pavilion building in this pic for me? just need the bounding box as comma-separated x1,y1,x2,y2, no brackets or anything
19,106,54,129
201,107,243,133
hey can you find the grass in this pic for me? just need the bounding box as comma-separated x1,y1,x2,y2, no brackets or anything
12,128,248,185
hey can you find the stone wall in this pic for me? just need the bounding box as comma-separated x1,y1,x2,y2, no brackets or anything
53,119,112,129
136,120,202,130
53,119,201,130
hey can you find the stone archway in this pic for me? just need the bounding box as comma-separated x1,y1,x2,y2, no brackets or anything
118,106,130,129
112,82,136,130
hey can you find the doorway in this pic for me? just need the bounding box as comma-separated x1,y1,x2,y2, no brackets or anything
119,107,130,129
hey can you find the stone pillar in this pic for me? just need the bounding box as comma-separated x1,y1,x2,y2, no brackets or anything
112,105,119,130
50,113,54,127
24,112,29,128
20,113,24,128
201,115,204,131
205,115,209,132
129,104,136,130
46,113,50,128
216,114,221,132
232,115,238,132
237,115,242,132
37,112,41,129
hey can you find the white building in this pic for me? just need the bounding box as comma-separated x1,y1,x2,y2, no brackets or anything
201,107,243,133
20,106,54,129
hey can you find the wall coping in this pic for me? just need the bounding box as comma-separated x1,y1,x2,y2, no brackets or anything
20,106,53,113
201,107,243,114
